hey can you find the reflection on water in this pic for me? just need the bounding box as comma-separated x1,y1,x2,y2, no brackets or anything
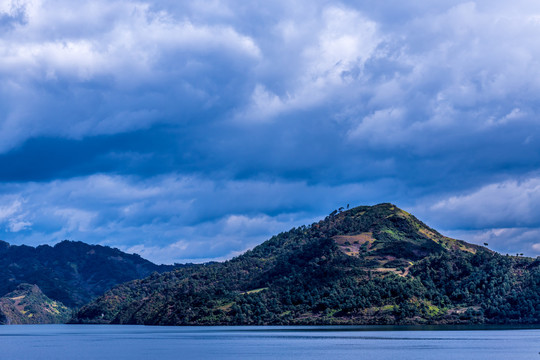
0,325,538,360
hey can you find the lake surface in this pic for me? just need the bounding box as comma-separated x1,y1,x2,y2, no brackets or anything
0,325,539,360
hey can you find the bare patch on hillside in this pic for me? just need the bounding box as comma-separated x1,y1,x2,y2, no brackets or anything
333,233,375,256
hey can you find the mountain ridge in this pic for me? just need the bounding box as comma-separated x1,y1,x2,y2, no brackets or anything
0,239,176,308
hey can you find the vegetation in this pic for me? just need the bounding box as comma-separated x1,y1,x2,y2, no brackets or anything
0,284,71,324
0,240,176,308
73,203,540,325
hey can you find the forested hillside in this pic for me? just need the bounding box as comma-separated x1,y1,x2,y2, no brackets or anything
74,203,540,325
0,240,175,308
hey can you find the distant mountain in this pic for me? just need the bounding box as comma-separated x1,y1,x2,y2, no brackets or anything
73,203,540,325
0,284,71,324
0,240,175,308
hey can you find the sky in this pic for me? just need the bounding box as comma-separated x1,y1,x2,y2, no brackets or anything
1,0,540,264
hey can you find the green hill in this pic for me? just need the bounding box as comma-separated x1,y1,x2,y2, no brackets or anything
0,284,71,324
73,203,540,325
0,240,176,308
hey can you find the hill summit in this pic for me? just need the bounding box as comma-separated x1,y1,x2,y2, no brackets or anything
74,203,540,325
311,203,480,270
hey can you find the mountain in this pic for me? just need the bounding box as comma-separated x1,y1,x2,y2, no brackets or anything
73,203,540,325
0,240,175,308
0,284,71,324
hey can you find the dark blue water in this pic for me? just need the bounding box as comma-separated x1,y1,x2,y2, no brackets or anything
0,325,539,360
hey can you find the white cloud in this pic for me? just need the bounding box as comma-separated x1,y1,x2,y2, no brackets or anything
53,208,96,232
231,0,540,155
298,6,378,85
0,197,32,233
0,0,261,152
0,1,260,80
236,5,381,122
407,175,540,256
8,220,32,232
0,199,22,221
3,0,540,152
429,177,540,228
347,108,406,145
240,84,287,122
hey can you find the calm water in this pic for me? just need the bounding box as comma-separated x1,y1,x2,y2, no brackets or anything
0,325,539,360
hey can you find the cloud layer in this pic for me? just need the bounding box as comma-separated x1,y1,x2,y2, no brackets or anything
1,0,540,262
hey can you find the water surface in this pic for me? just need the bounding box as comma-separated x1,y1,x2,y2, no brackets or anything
0,325,539,360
